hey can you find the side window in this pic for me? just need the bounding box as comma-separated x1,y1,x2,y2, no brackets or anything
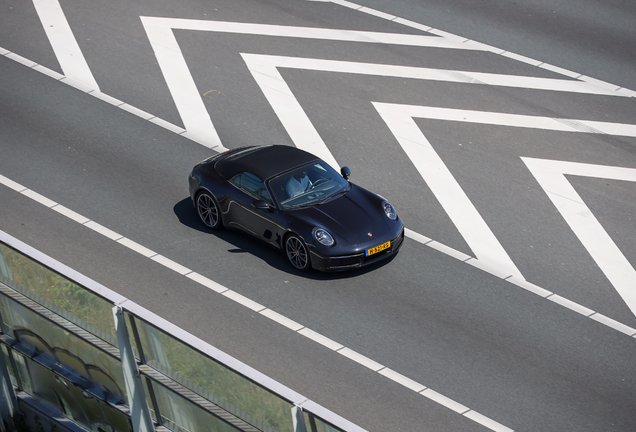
229,172,273,204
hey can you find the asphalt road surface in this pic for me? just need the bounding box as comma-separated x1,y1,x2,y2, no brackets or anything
1,0,635,431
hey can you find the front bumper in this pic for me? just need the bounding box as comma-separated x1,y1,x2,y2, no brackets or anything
309,228,405,271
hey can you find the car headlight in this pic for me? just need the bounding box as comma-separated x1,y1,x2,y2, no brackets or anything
382,201,397,221
313,228,335,246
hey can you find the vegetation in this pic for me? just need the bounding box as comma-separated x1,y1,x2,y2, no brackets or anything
0,244,116,339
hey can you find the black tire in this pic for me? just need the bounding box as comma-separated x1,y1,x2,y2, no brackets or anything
196,191,222,230
285,234,311,271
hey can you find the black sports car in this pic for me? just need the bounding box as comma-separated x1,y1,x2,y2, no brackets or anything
188,145,404,271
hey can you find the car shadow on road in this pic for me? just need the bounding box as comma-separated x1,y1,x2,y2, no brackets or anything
173,197,398,280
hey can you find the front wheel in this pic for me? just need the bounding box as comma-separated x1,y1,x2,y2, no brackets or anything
196,192,222,230
285,235,311,271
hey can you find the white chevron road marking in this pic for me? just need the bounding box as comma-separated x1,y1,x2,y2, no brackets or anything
32,0,100,91
523,158,636,317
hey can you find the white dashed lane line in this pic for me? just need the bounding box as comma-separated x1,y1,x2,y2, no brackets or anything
0,173,519,431
3,165,636,431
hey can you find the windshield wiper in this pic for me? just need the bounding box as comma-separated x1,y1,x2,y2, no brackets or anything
318,190,346,204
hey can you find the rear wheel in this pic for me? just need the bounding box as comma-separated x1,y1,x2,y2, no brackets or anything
196,192,222,230
285,235,311,271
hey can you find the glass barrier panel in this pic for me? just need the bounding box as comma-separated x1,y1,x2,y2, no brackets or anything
133,315,293,432
19,354,131,432
0,243,116,343
151,381,242,432
310,415,346,432
0,345,17,388
0,293,127,404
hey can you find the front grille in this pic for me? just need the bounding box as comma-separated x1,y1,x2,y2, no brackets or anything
326,229,405,270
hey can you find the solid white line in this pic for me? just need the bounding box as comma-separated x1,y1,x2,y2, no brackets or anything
464,410,514,432
149,117,186,135
420,388,469,414
32,64,65,80
151,254,192,275
240,53,627,97
141,17,486,50
259,309,304,331
548,294,595,317
5,52,37,68
83,221,123,241
0,174,27,192
90,91,125,107
21,189,57,208
223,290,267,312
506,277,552,298
465,258,514,280
378,368,427,392
118,103,155,120
186,272,228,293
51,205,90,224
61,76,99,93
404,228,432,244
116,238,157,258
392,17,434,33
426,241,472,262
32,0,99,91
137,14,497,167
298,328,344,351
358,6,396,21
337,347,384,371
589,314,636,337
374,104,636,137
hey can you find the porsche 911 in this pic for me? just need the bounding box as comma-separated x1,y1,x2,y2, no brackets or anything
188,145,404,271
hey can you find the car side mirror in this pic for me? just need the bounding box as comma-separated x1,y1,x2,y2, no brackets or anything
340,166,351,180
252,200,272,211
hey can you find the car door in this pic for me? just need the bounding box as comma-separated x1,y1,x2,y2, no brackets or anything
227,172,286,247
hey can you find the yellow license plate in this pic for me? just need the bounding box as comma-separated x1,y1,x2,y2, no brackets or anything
366,241,391,256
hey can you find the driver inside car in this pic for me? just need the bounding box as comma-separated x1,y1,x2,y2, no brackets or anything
286,172,311,198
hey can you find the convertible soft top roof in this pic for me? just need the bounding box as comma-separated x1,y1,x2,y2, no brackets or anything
215,145,318,181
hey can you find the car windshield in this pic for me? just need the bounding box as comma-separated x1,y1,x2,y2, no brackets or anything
269,161,349,209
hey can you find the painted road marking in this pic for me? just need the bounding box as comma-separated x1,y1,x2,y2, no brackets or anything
140,17,488,49
0,44,636,431
378,368,426,392
333,0,635,98
297,328,344,351
32,0,99,91
8,1,635,429
374,103,523,279
421,388,469,414
138,15,487,159
367,102,636,317
138,16,633,166
523,158,636,317
0,173,526,431
2,172,636,432
371,104,636,136
241,53,628,97
22,1,636,300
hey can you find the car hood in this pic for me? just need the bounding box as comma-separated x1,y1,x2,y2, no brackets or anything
294,185,391,245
